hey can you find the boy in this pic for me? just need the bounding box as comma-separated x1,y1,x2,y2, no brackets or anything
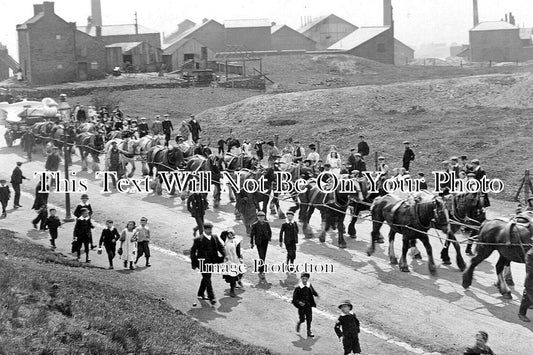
279,211,299,267
135,217,151,267
73,208,94,263
99,219,120,269
292,272,319,338
73,194,95,249
464,331,494,354
0,178,10,217
334,300,361,355
250,211,272,278
45,208,61,249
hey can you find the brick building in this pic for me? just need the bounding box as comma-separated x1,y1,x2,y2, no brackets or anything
394,39,414,65
328,26,394,65
469,21,522,62
78,24,161,50
298,14,358,50
271,24,316,51
224,19,272,51
17,2,106,85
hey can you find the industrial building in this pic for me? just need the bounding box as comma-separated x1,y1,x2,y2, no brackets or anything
394,39,415,65
297,14,358,50
271,25,316,51
105,41,162,73
224,19,272,51
328,27,394,65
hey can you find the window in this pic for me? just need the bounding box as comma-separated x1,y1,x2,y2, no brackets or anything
56,34,62,40
57,64,63,69
80,47,87,57
90,62,98,70
377,43,386,52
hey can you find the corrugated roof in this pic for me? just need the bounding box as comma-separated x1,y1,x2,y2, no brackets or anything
77,24,159,37
17,13,44,30
105,42,143,53
297,14,357,34
224,19,271,28
471,21,518,31
328,26,389,50
162,19,220,48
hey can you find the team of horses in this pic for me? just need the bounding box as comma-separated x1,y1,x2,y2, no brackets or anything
21,122,533,300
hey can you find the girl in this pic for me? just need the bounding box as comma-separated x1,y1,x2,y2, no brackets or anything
180,120,193,144
326,150,342,176
220,230,244,297
119,221,138,270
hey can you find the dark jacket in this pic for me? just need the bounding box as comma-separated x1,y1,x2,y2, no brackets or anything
280,221,299,246
74,203,93,218
403,148,415,163
187,194,207,217
45,153,61,171
162,120,173,133
73,217,94,241
32,182,48,210
99,227,120,247
189,119,201,138
463,345,494,355
348,157,366,176
21,132,35,152
0,185,10,201
334,312,360,338
357,141,369,156
190,234,225,269
11,167,26,184
474,167,486,181
292,283,318,308
45,215,61,230
525,247,533,302
250,221,272,245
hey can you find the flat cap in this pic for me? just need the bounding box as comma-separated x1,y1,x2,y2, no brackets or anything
203,222,213,229
338,300,353,310
309,144,316,149
450,156,458,161
403,141,410,144
471,159,480,164
257,211,266,216
378,156,385,160
164,114,169,117
351,170,360,175
81,194,89,199
16,161,23,166
467,172,476,177
442,160,449,164
286,211,295,216
354,153,361,157
418,172,425,177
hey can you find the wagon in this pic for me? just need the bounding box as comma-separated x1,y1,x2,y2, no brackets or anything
3,107,59,147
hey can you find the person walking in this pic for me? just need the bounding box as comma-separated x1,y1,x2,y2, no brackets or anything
292,272,319,338
98,219,120,269
10,162,27,208
44,208,61,249
267,141,280,168
254,136,265,161
250,211,272,279
73,194,95,249
518,246,533,322
135,217,151,267
190,223,225,305
188,193,208,237
138,117,149,138
189,115,202,143
73,208,94,263
0,178,10,217
21,131,35,161
31,181,49,231
402,141,415,172
162,114,174,147
220,229,244,297
357,135,369,160
334,300,361,355
279,211,299,267
119,221,138,270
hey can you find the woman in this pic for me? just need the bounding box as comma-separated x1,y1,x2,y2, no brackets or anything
242,139,252,157
326,150,342,176
280,147,293,169
180,120,193,144
119,220,138,270
220,230,244,297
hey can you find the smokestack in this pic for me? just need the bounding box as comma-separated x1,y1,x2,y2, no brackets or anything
510,12,515,25
505,13,508,22
473,0,479,27
383,0,392,27
91,0,102,27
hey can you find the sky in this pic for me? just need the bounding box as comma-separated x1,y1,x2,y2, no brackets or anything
1,0,532,58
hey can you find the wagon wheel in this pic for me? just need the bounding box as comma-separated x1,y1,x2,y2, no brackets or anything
4,131,13,147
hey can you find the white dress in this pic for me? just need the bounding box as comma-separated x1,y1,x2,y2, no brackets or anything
326,156,342,176
120,229,137,262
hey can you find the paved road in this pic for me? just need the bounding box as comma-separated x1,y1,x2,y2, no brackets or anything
0,132,531,355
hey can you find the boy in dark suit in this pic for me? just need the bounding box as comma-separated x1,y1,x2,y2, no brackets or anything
73,194,95,249
334,300,361,354
73,208,94,263
279,211,299,266
0,178,10,217
45,208,61,248
292,273,319,338
99,219,121,269
250,211,272,278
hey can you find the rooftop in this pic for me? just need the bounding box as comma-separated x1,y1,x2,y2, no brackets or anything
298,14,357,34
77,24,159,37
471,21,519,31
105,42,143,53
224,19,271,28
162,19,221,48
17,13,44,30
328,26,389,50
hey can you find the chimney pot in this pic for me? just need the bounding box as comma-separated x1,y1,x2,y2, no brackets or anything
271,21,276,26
202,18,208,24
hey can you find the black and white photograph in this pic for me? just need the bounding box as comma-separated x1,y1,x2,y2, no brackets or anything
0,0,532,354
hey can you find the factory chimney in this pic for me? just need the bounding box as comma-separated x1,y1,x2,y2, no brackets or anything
383,0,392,27
91,0,102,27
473,0,479,27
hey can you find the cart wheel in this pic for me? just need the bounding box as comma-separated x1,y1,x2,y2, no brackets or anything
4,133,13,147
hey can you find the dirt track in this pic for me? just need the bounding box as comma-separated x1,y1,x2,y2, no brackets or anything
0,128,531,355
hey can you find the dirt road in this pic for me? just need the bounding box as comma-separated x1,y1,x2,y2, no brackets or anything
0,135,531,354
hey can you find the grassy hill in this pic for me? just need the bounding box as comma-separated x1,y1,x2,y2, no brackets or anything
0,230,273,355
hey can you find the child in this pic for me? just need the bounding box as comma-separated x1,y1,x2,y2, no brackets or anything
73,208,94,263
45,208,61,248
279,210,299,267
292,272,319,338
0,178,10,217
464,331,494,354
73,194,95,249
135,217,151,267
98,219,120,269
119,221,138,270
220,229,244,297
334,300,361,355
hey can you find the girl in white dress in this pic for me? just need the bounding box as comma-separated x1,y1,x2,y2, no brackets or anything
119,221,138,270
326,147,342,176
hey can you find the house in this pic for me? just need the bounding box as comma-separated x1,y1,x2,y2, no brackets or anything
17,2,106,85
469,21,522,62
106,41,162,72
77,24,162,50
328,26,394,65
298,14,358,50
164,19,196,44
224,19,272,51
271,24,316,51
394,39,414,65
162,19,225,72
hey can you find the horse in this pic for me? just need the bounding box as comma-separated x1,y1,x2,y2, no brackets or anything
104,138,139,178
296,179,360,248
462,211,533,299
366,192,452,275
151,120,163,135
107,129,135,141
77,122,97,133
223,153,258,205
346,175,386,239
51,124,77,160
146,145,186,195
31,121,56,152
136,134,165,175
76,132,105,172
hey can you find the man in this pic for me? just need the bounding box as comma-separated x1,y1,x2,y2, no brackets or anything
76,105,87,123
0,178,10,217
518,246,533,322
300,160,313,181
450,156,461,178
267,141,280,168
138,117,149,138
293,140,305,163
189,115,202,143
113,105,124,119
108,141,124,186
349,153,366,178
10,162,27,208
254,136,265,161
21,131,35,161
378,156,389,179
418,172,428,190
32,181,49,231
357,135,369,159
471,159,490,207
306,144,320,165
190,223,225,305
250,211,272,278
162,114,173,147
188,192,208,237
402,141,415,172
